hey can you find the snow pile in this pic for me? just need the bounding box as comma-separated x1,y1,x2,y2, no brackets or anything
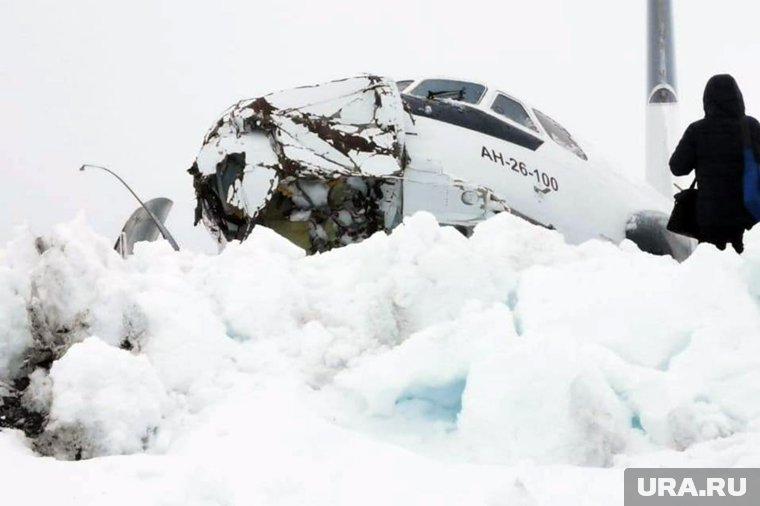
37,337,170,459
2,212,760,504
0,230,36,380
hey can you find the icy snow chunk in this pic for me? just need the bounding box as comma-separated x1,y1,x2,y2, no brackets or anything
514,242,760,370
39,337,169,459
667,400,742,450
394,378,467,424
457,338,630,467
0,228,38,381
331,303,516,421
0,265,32,381
195,229,305,346
3,209,760,497
21,368,53,414
469,212,576,272
290,214,519,385
1,219,143,381
27,218,139,352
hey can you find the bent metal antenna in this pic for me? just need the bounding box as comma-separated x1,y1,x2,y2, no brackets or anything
79,164,180,252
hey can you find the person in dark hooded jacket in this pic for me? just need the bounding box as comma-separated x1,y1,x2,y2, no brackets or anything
670,74,760,253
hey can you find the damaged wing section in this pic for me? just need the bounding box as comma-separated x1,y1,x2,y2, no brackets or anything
189,75,408,252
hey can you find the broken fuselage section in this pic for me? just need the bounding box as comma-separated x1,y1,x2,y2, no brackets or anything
188,75,509,253
189,75,693,259
189,76,405,253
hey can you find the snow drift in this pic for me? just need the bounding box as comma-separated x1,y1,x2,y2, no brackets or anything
2,213,760,505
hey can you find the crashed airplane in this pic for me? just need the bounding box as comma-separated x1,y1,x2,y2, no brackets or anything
186,1,691,260
108,0,692,260
188,70,690,260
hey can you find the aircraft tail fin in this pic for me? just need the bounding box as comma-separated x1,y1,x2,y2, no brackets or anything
646,0,681,197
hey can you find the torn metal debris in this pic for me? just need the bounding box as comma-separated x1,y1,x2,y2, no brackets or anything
189,75,409,253
189,75,514,253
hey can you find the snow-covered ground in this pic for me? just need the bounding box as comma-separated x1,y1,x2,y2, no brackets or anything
2,213,760,505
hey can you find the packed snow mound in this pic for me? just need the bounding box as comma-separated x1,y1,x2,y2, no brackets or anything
37,337,170,459
2,212,760,504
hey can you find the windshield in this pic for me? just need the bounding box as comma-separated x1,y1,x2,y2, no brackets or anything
395,80,414,92
491,94,538,132
409,79,486,105
533,109,588,161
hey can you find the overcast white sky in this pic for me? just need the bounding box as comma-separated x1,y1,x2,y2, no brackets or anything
2,0,760,252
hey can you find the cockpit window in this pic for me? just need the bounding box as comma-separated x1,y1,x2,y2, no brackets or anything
409,79,486,104
395,80,414,92
491,94,538,132
533,109,588,161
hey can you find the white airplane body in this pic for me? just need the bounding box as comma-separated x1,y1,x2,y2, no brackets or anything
107,0,694,260
398,79,674,245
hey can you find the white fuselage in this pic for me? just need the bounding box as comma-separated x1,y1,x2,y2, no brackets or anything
400,84,672,245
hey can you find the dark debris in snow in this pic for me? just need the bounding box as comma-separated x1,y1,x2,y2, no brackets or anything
0,379,46,438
